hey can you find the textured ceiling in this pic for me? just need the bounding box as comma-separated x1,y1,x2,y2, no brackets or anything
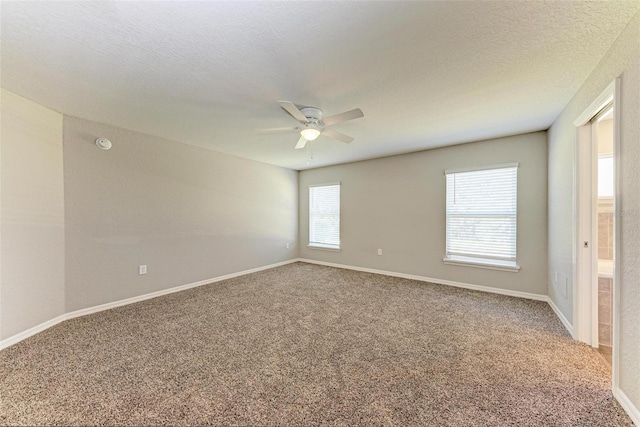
2,1,638,170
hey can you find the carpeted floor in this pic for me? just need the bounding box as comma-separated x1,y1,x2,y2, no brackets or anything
0,262,632,426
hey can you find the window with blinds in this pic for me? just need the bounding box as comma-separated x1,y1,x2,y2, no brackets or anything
309,183,341,249
444,164,519,270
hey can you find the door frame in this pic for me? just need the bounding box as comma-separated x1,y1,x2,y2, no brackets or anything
572,78,621,388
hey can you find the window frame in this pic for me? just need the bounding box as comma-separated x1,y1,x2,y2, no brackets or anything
443,163,520,272
308,182,341,251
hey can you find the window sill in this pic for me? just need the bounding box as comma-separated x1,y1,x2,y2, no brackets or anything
308,244,341,252
443,256,520,272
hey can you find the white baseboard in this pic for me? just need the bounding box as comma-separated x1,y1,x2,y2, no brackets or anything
65,259,299,321
545,296,574,338
5,258,634,423
0,314,67,351
2,259,573,352
614,387,640,426
298,259,547,301
0,258,574,351
298,259,579,338
0,259,299,351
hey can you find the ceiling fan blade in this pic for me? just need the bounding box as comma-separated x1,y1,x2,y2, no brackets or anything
257,127,299,135
295,136,308,149
322,128,354,143
322,108,364,126
279,101,309,123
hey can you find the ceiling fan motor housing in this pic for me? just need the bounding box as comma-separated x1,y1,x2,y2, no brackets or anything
299,107,323,123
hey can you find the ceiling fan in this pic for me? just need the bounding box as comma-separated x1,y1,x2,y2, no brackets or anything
262,101,364,149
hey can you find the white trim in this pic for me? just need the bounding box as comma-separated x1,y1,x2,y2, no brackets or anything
573,80,616,126
66,259,297,320
590,118,599,348
0,258,575,343
0,314,67,351
299,258,545,301
308,182,340,188
301,259,576,339
307,244,341,252
296,260,577,338
1,257,634,423
613,387,640,426
546,296,574,338
444,162,519,175
612,77,622,390
571,124,579,340
573,79,618,347
443,257,520,272
0,259,300,351
590,101,614,123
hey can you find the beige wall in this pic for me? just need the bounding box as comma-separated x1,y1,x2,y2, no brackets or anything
63,116,298,312
548,10,639,413
299,132,548,296
0,90,65,339
597,119,614,155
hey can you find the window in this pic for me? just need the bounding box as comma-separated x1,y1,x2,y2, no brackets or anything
598,154,614,198
309,183,340,250
444,164,519,271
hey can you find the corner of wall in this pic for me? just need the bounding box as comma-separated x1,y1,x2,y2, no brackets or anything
0,89,66,341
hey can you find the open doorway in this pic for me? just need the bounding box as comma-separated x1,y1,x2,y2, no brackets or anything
573,79,620,384
592,105,614,366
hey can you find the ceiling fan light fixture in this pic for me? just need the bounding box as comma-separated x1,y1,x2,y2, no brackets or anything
300,128,320,141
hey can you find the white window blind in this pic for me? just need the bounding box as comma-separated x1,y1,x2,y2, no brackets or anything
445,165,517,266
309,183,340,249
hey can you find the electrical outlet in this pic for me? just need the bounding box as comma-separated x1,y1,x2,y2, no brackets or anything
554,271,558,283
139,265,147,275
286,242,290,249
377,248,383,256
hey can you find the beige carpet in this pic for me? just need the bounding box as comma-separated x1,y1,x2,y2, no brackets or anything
0,262,632,426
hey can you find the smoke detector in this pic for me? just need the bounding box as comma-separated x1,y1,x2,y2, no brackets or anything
95,137,112,150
